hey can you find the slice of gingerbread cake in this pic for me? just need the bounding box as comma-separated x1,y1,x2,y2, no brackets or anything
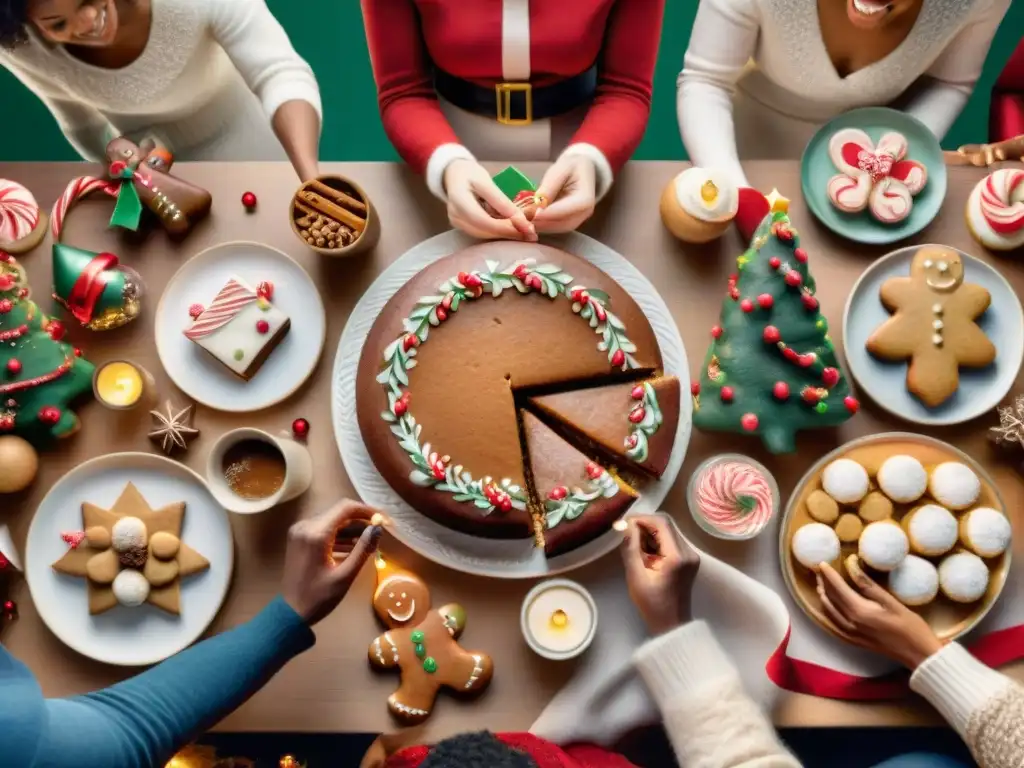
521,411,638,556
183,277,289,381
529,376,680,477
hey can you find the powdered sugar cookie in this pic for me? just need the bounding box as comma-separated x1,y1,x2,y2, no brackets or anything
858,520,909,572
965,169,1024,252
902,504,958,557
960,507,1011,559
928,462,981,510
876,455,927,503
821,458,869,504
938,552,990,603
792,523,841,571
888,555,939,607
0,179,47,254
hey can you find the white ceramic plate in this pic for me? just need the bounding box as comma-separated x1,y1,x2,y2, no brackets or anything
843,245,1024,425
333,230,690,578
24,453,234,666
155,241,326,413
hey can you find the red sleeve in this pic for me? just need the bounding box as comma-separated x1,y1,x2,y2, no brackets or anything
990,39,1024,142
568,0,665,171
360,0,462,173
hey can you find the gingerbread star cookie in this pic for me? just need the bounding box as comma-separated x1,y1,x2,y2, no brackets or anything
867,247,996,407
367,553,493,724
51,482,210,615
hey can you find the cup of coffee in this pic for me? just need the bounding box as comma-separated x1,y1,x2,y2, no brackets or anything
206,428,313,514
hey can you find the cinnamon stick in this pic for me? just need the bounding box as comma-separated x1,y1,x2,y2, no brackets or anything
297,191,367,233
308,180,367,214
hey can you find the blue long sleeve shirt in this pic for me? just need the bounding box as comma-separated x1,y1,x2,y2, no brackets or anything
1,596,315,768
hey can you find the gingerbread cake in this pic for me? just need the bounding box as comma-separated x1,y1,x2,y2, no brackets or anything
356,241,676,554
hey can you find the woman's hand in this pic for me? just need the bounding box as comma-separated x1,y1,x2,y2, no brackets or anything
532,153,597,234
282,500,382,626
621,515,700,636
817,558,944,670
444,159,537,241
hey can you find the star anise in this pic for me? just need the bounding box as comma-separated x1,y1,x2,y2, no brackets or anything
148,401,200,455
990,395,1024,450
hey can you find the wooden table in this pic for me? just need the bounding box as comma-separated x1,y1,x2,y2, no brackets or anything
2,161,1023,737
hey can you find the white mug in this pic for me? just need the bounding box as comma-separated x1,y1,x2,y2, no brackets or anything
206,428,313,514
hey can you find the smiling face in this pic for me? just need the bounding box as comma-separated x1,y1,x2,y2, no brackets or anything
373,573,431,628
844,0,919,30
912,249,964,292
27,0,119,46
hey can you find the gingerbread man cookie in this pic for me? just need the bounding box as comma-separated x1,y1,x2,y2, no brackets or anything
367,553,493,724
867,247,995,408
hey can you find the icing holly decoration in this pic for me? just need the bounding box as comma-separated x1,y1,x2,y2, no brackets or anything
377,258,639,516
0,255,94,446
693,200,857,454
544,463,621,529
624,382,664,464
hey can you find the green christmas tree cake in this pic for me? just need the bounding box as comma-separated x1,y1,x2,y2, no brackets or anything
0,254,94,445
692,207,859,453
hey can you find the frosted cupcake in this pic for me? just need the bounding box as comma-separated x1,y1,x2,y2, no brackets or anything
902,504,958,557
659,167,739,244
858,521,909,572
821,459,869,505
938,552,990,603
928,462,981,511
688,454,778,540
960,507,1012,559
876,455,927,503
792,523,841,571
888,555,940,607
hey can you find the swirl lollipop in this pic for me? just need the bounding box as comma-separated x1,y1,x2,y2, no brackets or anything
688,455,778,540
0,179,47,254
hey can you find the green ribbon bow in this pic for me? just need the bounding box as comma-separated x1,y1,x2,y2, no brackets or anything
109,165,143,231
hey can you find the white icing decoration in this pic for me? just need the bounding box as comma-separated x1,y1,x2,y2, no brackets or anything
373,637,385,664
672,167,739,223
111,516,147,553
464,654,485,689
933,334,943,346
384,632,399,662
933,304,943,314
937,261,949,273
923,259,933,268
388,600,416,623
389,696,428,717
933,320,944,330
112,568,150,607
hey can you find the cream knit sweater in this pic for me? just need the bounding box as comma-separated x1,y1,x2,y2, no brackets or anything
634,622,1024,768
677,0,1011,188
0,0,321,162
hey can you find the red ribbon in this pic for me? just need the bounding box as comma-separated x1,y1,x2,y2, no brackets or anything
68,252,118,325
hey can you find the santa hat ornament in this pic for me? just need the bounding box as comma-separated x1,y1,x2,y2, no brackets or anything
51,243,144,331
734,187,773,243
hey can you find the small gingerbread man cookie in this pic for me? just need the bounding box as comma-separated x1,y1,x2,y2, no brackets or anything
367,554,493,724
866,247,995,407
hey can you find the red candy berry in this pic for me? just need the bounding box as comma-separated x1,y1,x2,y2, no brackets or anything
844,396,860,414
513,264,529,280
0,415,13,431
785,270,803,287
799,353,816,368
441,294,453,311
794,248,808,263
62,531,86,549
729,288,740,300
436,307,448,322
691,382,701,396
548,486,568,501
801,294,819,311
241,191,257,210
291,418,310,438
720,386,734,403
38,406,61,425
711,325,723,339
255,319,270,334
611,349,626,367
46,320,66,341
769,257,782,270
402,334,418,352
586,462,604,480
773,381,790,400
740,298,754,313
189,303,205,320
801,387,821,405
628,407,646,424
763,325,781,344
757,293,774,309
741,413,759,431
0,299,12,314
256,281,274,300
5,359,20,376
822,367,840,387
631,385,645,400
393,392,411,417
3,600,16,617
0,274,14,290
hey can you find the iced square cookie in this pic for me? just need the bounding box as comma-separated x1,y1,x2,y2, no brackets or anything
183,277,289,380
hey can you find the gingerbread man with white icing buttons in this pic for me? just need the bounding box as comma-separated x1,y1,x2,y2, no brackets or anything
867,247,995,407
367,553,493,724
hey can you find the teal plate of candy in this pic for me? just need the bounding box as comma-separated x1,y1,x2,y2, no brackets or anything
801,107,947,245
842,245,1023,426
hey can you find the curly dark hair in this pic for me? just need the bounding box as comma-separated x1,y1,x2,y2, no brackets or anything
0,0,30,49
419,732,538,768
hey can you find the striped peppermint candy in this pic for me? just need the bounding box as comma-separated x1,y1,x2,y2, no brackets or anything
0,179,41,245
979,168,1024,235
184,279,258,339
50,176,119,241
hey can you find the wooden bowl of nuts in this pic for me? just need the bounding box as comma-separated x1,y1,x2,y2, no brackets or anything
289,175,380,256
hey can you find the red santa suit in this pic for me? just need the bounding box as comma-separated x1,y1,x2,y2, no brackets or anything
990,37,1024,142
361,0,665,201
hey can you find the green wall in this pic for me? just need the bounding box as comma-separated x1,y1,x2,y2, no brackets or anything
0,1,1021,161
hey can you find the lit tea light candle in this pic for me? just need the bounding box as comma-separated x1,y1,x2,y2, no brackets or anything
521,579,598,660
93,360,151,410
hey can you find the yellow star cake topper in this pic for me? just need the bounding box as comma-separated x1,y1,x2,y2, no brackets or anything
51,482,210,615
765,188,790,214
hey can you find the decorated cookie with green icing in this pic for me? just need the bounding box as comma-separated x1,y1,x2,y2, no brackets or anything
0,254,95,446
692,210,859,453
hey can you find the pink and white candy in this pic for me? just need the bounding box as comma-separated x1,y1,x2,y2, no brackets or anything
966,169,1024,251
826,128,927,224
694,460,775,538
50,176,119,242
0,179,42,248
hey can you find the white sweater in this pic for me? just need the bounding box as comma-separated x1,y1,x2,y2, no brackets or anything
634,623,1024,768
677,0,1011,188
0,0,321,162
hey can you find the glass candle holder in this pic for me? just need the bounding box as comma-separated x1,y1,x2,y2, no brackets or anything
520,578,598,661
92,360,153,410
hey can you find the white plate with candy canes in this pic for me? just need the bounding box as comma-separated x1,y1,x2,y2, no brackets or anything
155,241,326,412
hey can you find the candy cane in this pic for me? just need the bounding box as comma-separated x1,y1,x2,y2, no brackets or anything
50,176,119,242
0,179,42,246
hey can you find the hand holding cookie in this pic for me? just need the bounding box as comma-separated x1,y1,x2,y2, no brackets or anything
282,500,382,626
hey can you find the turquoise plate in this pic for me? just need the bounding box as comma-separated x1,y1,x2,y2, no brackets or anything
801,107,947,245
842,245,1023,426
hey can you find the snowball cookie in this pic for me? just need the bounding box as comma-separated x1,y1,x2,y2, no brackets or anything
960,507,1012,559
928,462,981,510
938,552,990,604
112,568,151,607
821,459,869,505
792,523,841,571
858,521,909,572
888,555,940,607
876,455,927,503
111,516,148,553
903,504,958,557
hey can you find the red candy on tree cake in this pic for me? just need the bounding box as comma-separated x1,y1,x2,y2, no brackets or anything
693,191,858,453
0,179,47,254
0,255,94,446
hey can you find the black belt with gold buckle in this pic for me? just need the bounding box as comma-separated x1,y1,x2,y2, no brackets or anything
434,65,598,126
